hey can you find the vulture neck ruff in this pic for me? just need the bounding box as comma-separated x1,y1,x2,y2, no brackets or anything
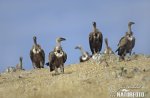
54,46,64,58
32,46,41,54
54,51,64,58
127,36,134,41
82,54,88,60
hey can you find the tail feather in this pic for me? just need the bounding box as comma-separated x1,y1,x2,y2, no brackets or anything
45,62,49,66
115,48,119,53
46,62,55,72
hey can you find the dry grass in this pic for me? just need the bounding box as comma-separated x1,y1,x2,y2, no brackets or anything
0,55,150,98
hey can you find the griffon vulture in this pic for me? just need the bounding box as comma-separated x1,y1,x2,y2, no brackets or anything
116,22,135,60
47,37,67,74
30,36,45,68
75,45,90,62
89,22,103,55
104,38,114,54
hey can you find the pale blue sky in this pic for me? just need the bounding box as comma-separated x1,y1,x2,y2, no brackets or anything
0,0,150,72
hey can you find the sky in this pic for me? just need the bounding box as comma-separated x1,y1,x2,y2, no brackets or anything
0,0,150,72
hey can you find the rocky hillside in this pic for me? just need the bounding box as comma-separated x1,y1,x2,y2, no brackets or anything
0,54,150,98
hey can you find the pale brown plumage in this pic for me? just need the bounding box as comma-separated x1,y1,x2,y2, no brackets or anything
116,22,135,60
47,37,67,74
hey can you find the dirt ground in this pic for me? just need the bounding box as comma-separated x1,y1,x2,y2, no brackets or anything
0,55,150,98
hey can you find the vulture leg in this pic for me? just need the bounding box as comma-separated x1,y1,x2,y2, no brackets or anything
93,49,97,55
32,62,36,69
60,64,64,74
54,66,59,75
40,61,44,68
129,50,132,55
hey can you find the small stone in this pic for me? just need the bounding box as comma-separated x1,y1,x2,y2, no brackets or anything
18,75,23,78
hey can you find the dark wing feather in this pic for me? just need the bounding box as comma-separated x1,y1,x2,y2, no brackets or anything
63,51,67,63
132,37,135,49
118,36,127,47
118,36,125,46
49,51,56,71
89,32,94,54
30,49,34,62
49,51,55,65
98,32,103,51
40,49,45,64
116,36,127,53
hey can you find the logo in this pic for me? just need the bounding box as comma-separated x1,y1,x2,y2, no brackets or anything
116,89,145,97
109,85,145,98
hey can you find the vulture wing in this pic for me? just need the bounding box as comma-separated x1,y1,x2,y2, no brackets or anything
30,49,34,62
89,32,94,54
40,49,45,64
63,51,67,63
49,51,56,65
49,51,56,71
98,32,103,51
132,37,135,49
118,36,127,47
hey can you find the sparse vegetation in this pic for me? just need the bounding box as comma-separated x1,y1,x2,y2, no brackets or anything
0,55,150,98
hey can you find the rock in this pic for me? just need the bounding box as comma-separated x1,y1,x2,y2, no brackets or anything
5,66,16,73
18,75,23,78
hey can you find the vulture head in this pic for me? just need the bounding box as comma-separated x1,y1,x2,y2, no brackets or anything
92,21,100,40
93,21,96,28
56,37,66,43
32,36,41,54
33,36,37,45
75,45,88,58
125,32,134,41
128,22,135,35
54,37,66,57
128,22,135,26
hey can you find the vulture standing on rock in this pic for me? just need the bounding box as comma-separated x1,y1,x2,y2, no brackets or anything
104,38,114,54
47,37,67,74
30,36,45,68
75,45,90,62
89,22,103,55
116,22,135,60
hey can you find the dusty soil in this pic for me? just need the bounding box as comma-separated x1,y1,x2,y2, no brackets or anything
0,55,150,98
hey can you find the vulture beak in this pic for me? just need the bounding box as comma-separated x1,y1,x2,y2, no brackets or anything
129,22,135,25
131,22,135,25
93,21,96,27
60,37,66,41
